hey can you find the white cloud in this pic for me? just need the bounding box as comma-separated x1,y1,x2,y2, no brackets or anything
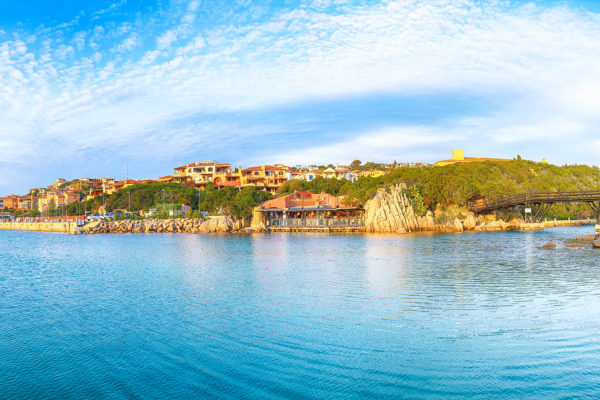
157,30,177,49
117,33,139,52
1,0,600,193
270,127,459,165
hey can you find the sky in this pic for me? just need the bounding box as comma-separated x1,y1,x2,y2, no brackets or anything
1,0,600,194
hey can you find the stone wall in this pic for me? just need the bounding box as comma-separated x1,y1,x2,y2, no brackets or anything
0,221,76,233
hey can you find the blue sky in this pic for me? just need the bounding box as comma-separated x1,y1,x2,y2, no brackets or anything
1,0,600,194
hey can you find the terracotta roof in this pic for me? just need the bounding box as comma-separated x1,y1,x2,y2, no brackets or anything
176,161,231,169
243,165,289,173
217,181,241,187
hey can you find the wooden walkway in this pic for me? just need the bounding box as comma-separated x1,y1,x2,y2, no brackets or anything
468,190,600,221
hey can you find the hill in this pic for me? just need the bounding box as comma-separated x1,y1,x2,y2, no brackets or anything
277,161,600,218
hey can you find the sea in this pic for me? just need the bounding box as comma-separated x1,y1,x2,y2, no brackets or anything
1,227,599,399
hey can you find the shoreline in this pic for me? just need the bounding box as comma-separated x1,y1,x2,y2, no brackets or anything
0,218,596,235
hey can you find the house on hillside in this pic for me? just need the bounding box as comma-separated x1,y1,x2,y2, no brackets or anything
434,150,512,167
241,165,291,193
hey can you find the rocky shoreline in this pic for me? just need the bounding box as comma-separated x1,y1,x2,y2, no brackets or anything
81,185,523,235
77,185,598,236
81,216,249,234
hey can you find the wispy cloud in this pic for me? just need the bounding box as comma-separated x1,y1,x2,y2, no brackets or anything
0,0,599,193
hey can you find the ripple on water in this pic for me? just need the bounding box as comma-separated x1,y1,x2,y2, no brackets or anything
1,227,600,399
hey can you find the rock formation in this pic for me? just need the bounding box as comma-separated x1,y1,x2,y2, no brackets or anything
363,184,519,233
364,184,435,233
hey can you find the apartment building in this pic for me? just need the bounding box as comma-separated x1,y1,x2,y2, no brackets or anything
241,165,291,193
171,161,243,189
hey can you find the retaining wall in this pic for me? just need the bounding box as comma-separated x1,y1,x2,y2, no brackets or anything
0,222,76,234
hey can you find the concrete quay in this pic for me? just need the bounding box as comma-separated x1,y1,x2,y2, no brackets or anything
0,221,80,234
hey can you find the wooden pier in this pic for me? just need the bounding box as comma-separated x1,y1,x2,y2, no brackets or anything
469,190,600,222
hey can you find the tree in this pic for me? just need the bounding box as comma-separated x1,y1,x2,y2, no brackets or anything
350,160,362,168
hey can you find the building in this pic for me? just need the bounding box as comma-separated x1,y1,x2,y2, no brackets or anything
53,178,67,189
17,195,38,212
0,213,14,221
254,191,363,229
241,165,290,193
295,169,323,182
158,175,175,183
434,150,511,167
38,190,81,213
293,166,356,182
0,195,20,210
105,179,141,195
172,161,243,189
322,166,353,180
351,170,386,180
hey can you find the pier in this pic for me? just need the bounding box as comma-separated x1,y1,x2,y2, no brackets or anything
0,221,81,234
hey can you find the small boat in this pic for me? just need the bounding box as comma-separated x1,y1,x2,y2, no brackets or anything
593,240,600,249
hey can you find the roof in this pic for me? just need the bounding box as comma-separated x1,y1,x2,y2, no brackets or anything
175,161,231,170
217,181,241,187
260,206,360,212
243,165,289,173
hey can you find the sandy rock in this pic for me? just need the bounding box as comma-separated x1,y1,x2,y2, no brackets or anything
453,218,464,232
364,184,422,233
576,235,596,242
464,214,477,231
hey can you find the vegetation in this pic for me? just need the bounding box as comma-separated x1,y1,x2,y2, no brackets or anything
62,182,272,219
10,160,600,220
197,185,272,218
278,160,600,218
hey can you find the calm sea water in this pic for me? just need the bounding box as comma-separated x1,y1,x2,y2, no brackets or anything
1,227,600,399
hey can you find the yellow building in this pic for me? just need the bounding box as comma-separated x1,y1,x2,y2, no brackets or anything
53,178,66,189
38,190,80,213
351,170,386,179
173,161,243,189
434,150,511,167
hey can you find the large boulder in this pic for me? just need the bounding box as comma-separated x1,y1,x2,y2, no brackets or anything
464,214,477,231
364,184,421,233
452,218,464,232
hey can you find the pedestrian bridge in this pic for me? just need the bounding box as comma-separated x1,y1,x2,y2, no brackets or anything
468,190,600,222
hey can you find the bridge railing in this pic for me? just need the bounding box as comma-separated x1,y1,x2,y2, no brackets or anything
468,190,600,213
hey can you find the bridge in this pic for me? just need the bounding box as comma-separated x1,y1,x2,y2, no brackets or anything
468,190,600,222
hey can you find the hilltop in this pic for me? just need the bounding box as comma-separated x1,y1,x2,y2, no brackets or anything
278,160,600,218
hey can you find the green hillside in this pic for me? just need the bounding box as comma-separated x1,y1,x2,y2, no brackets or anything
278,160,600,218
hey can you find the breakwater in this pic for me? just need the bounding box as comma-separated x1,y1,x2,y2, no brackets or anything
0,221,77,234
81,216,247,234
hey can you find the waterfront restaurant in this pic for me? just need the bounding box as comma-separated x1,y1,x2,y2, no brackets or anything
256,191,364,229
